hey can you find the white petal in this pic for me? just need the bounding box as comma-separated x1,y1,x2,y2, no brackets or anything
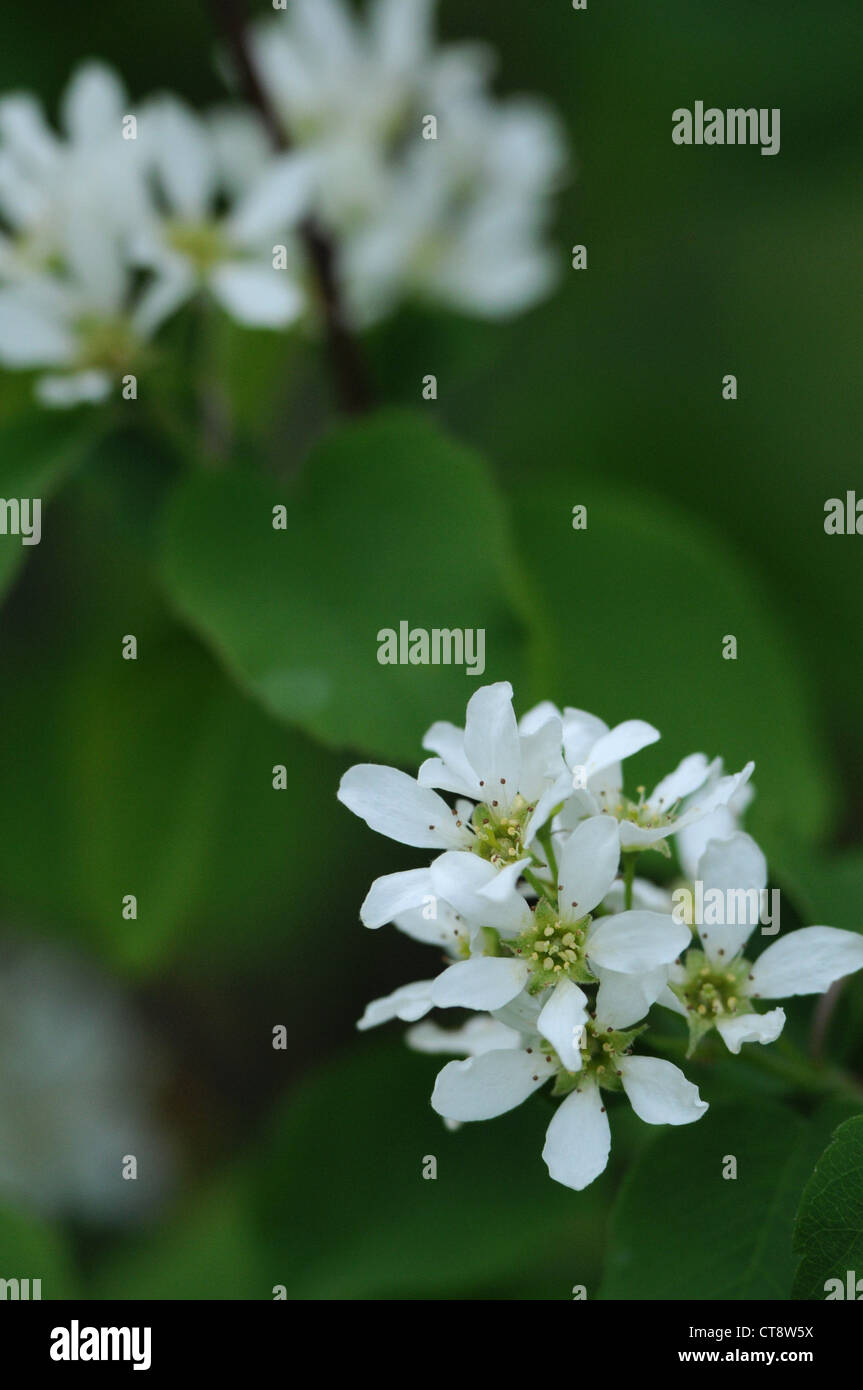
0,291,75,366
699,831,767,896
681,761,756,825
61,61,125,142
392,901,467,949
143,95,215,220
419,719,479,798
716,1007,786,1053
618,820,676,849
594,966,669,1030
519,700,562,737
356,980,435,1030
492,991,543,1035
417,755,480,800
228,154,314,244
132,259,196,336
359,868,432,928
584,719,660,778
561,707,609,768
697,831,767,964
586,910,690,974
36,370,111,407
677,804,739,881
430,851,531,936
372,0,433,71
518,712,565,801
462,681,520,802
557,815,620,919
748,927,863,999
536,979,588,1072
338,764,471,850
210,261,304,328
0,94,57,174
431,1048,553,1121
541,1082,611,1191
406,1016,521,1056
430,957,529,1010
656,983,688,1018
620,1056,708,1125
524,772,575,846
648,753,710,811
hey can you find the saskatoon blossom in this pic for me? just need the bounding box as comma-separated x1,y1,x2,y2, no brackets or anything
339,683,863,1191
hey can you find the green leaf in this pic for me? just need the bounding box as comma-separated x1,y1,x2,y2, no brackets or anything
516,478,830,853
159,410,536,762
0,472,371,973
0,1206,77,1299
793,1114,863,1300
86,1182,264,1301
600,1099,857,1300
0,410,101,602
246,1039,620,1300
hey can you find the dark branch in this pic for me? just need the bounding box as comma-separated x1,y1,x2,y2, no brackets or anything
209,0,373,415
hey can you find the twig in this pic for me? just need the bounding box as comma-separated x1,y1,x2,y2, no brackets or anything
209,0,373,415
810,978,843,1062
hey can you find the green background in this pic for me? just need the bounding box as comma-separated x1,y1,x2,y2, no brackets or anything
0,0,860,1299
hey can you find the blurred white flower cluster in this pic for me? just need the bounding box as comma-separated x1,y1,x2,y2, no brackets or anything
0,0,564,407
0,940,174,1223
339,682,863,1191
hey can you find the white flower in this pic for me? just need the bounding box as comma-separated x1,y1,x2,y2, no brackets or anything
662,831,863,1054
339,681,570,868
355,815,689,1049
343,684,862,1193
132,95,312,329
559,721,754,853
0,939,174,1223
0,64,168,403
675,758,755,879
250,0,565,324
0,260,159,407
0,62,147,282
429,986,707,1192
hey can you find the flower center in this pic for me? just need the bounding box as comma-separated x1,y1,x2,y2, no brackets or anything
75,314,141,370
512,897,595,992
607,785,679,831
167,220,228,271
550,1019,642,1092
470,794,534,865
669,949,751,1052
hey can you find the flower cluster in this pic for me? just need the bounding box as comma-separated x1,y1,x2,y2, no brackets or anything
339,682,863,1191
0,0,564,406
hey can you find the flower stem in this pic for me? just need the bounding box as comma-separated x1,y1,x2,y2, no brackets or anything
536,825,558,886
622,852,637,911
523,868,556,906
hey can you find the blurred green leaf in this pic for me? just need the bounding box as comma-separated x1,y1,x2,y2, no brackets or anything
0,465,370,973
0,410,102,602
516,478,831,856
159,410,537,763
247,1039,619,1300
0,1205,77,1299
600,1099,856,1300
0,615,364,973
793,1114,863,1300
87,1181,264,1301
